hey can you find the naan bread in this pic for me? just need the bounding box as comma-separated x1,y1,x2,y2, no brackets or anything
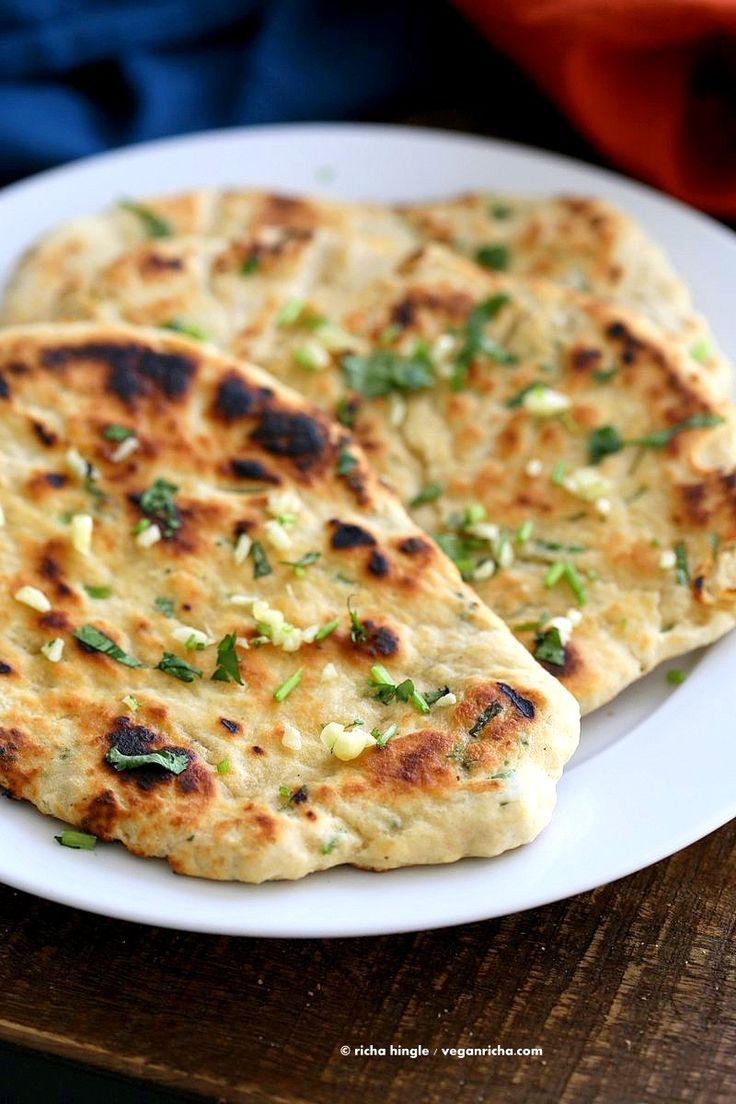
1,188,726,389
0,321,579,881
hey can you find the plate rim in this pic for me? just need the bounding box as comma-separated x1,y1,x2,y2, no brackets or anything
1,121,735,937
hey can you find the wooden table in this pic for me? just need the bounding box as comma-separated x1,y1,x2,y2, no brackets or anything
1,19,735,1102
0,816,734,1103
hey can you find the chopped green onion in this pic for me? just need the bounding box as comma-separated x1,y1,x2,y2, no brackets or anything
348,597,367,643
551,461,567,486
474,244,509,271
273,667,303,702
516,520,534,544
666,669,687,686
371,723,397,749
281,551,321,578
249,540,272,579
276,297,305,327
410,482,443,508
690,340,712,364
83,584,111,599
120,199,172,239
216,758,232,774
315,617,339,641
55,829,97,850
102,424,134,442
674,542,689,586
160,319,208,341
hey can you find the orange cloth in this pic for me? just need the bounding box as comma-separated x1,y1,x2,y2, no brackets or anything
455,0,736,215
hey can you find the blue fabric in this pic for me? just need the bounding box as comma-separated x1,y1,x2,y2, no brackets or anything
0,0,452,182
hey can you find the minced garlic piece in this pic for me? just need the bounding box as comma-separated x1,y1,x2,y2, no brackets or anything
70,513,93,556
136,522,162,548
233,533,252,564
263,519,292,552
320,722,376,762
14,585,51,612
433,691,457,708
0,504,5,526
66,447,90,479
525,458,543,478
523,386,570,416
563,466,611,502
282,723,303,751
267,489,302,520
40,638,64,663
172,625,212,649
110,436,139,463
320,662,339,682
542,615,574,646
659,550,677,570
473,560,496,581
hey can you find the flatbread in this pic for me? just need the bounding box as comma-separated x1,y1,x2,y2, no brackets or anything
222,243,736,714
0,321,579,881
1,188,726,389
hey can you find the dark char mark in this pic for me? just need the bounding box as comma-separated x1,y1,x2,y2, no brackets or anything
250,409,327,467
220,717,241,734
0,371,8,399
330,521,376,550
230,458,281,483
41,342,197,404
368,549,390,577
398,537,431,556
0,662,12,675
498,682,535,719
354,622,399,658
32,421,56,446
214,374,272,421
44,472,68,487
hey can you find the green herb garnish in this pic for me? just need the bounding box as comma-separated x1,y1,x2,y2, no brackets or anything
551,461,567,486
216,758,231,774
281,551,321,578
106,746,189,774
690,339,712,364
423,686,451,707
102,424,134,442
73,625,143,668
155,651,202,682
273,667,303,702
588,425,625,464
475,244,509,271
666,669,687,686
336,448,358,476
315,617,339,641
674,542,689,586
83,584,112,599
629,413,724,449
241,253,259,275
592,366,618,383
249,540,272,579
154,596,175,618
452,294,514,390
371,723,398,749
120,199,172,239
55,829,97,850
347,597,367,643
276,297,305,327
410,482,443,508
335,397,359,427
543,561,587,605
321,836,341,854
211,633,243,685
506,381,548,409
341,347,434,398
369,664,430,715
138,477,180,538
160,319,208,341
468,700,502,738
533,626,566,666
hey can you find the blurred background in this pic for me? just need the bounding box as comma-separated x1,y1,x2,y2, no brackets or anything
1,0,734,215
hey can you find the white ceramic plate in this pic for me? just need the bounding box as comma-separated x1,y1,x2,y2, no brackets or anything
1,124,735,938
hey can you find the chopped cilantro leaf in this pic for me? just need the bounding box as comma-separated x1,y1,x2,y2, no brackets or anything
154,596,175,618
73,625,143,668
249,540,272,579
475,244,510,271
211,633,243,685
155,651,202,682
588,425,625,464
468,700,502,738
138,478,180,538
348,596,367,643
83,584,112,599
534,626,566,666
341,347,434,398
336,448,358,476
452,294,514,390
335,397,359,427
102,424,134,441
106,745,189,774
281,551,321,578
410,482,443,508
241,253,259,275
667,669,687,686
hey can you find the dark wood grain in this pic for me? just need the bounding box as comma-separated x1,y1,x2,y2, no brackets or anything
0,818,734,1104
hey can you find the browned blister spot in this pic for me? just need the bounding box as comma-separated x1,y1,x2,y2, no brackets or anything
367,549,390,577
80,789,121,838
346,622,400,659
568,345,603,374
360,730,455,795
258,193,319,231
38,610,71,631
329,519,376,550
213,372,272,421
397,536,433,557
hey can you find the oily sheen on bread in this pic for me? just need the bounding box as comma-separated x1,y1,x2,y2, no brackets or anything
1,187,726,389
0,322,579,881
